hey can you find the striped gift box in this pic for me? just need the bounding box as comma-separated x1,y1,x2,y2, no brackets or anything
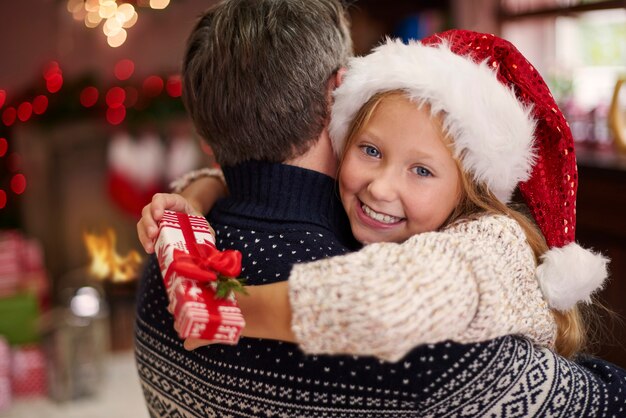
156,211,245,344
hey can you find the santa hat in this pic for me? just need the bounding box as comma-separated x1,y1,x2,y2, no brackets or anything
330,30,608,311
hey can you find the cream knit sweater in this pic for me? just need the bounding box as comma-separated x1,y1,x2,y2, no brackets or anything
289,214,557,362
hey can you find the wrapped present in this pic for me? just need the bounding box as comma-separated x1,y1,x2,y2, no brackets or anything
11,345,47,397
156,210,245,343
0,231,23,297
0,337,11,411
0,231,50,309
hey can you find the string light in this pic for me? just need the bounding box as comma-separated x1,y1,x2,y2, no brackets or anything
10,174,27,195
106,87,126,108
0,138,7,157
67,0,170,48
114,59,135,81
17,102,33,122
106,105,126,125
165,75,182,98
142,76,164,97
44,62,64,94
0,59,187,213
32,95,49,115
2,107,16,127
80,86,100,108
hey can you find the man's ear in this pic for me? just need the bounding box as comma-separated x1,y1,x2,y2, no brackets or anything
334,67,347,89
326,67,347,104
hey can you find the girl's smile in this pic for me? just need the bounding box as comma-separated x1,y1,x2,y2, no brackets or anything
356,199,405,227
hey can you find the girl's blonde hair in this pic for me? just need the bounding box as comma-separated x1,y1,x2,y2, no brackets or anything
339,90,586,358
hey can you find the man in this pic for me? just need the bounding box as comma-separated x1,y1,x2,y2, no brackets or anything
135,0,626,416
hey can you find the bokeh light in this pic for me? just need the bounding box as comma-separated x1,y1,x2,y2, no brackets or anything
10,174,27,195
32,95,49,115
2,107,16,126
143,76,164,97
106,87,126,108
17,102,33,122
106,105,126,125
46,74,64,94
80,87,100,108
114,59,135,81
166,75,182,98
107,29,127,48
150,0,170,10
0,138,7,157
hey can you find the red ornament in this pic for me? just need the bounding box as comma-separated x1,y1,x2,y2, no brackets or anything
32,95,48,115
142,76,164,98
0,138,7,157
0,90,6,109
114,59,135,81
80,87,99,108
166,75,182,98
2,107,16,127
106,105,126,125
0,190,6,209
17,102,33,122
10,174,27,195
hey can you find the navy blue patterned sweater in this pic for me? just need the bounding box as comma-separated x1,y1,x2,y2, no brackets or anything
135,161,626,417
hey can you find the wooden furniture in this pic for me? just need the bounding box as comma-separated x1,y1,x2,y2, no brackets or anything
576,147,626,368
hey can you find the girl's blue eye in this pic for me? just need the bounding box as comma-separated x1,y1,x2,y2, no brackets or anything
361,145,380,158
413,166,432,177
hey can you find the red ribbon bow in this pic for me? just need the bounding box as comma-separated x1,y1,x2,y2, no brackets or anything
170,244,242,283
164,212,242,284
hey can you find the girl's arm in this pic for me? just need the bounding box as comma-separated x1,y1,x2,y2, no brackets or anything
287,215,555,361
184,229,478,357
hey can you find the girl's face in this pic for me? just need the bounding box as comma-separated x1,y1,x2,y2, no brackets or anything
339,94,462,244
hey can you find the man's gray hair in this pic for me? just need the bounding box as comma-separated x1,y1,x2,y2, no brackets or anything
183,0,353,166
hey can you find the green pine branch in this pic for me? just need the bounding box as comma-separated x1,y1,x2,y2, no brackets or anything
215,276,248,299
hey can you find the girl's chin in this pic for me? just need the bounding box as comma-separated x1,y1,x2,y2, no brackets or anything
352,226,407,245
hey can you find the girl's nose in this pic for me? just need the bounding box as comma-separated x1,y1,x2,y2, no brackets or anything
366,169,397,202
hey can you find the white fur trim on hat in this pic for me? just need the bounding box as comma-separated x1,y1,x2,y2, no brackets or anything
330,38,537,203
536,242,609,311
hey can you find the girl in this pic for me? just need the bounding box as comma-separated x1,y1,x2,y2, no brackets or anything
138,30,608,362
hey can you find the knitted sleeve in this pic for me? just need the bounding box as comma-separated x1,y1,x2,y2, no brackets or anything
289,215,556,362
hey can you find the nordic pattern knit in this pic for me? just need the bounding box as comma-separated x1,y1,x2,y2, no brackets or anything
135,162,626,417
290,214,556,362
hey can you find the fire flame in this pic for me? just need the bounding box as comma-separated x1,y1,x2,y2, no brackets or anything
83,228,142,282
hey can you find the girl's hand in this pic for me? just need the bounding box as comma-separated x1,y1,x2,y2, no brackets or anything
137,193,205,253
184,338,210,351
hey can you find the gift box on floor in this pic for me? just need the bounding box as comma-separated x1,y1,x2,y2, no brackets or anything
0,231,24,297
0,337,11,411
11,344,47,397
156,210,245,343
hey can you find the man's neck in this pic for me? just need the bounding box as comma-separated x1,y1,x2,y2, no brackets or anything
284,130,338,179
